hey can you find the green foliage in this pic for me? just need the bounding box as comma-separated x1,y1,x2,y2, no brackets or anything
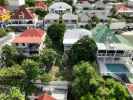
35,9,48,19
38,73,52,84
44,35,53,48
72,62,131,100
47,23,66,54
0,28,7,37
0,87,25,100
1,45,17,67
0,65,25,78
26,0,35,6
39,48,58,70
22,59,40,80
70,36,97,65
0,0,5,5
72,62,103,99
8,87,25,100
45,0,53,5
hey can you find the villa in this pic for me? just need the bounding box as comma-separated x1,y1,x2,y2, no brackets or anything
62,13,78,28
63,28,92,51
28,81,69,100
116,3,133,17
44,13,60,28
92,24,133,83
48,2,72,15
76,1,111,21
0,6,11,22
12,28,46,56
10,6,38,27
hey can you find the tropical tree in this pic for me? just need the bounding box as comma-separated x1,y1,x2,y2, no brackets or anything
69,36,97,65
39,48,58,71
72,62,131,100
0,45,17,67
21,59,41,97
0,28,7,37
47,23,66,54
0,87,25,100
26,0,35,6
72,62,103,99
35,9,48,19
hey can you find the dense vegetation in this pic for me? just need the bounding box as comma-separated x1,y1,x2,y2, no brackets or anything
0,22,131,100
0,28,7,37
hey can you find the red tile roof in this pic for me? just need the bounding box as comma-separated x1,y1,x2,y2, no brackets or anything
35,1,48,10
12,28,45,44
127,84,133,95
116,4,133,13
38,93,55,100
0,6,9,16
12,6,37,19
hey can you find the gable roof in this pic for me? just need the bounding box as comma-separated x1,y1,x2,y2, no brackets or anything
0,6,9,16
12,6,37,19
12,28,45,44
35,0,48,10
38,93,55,100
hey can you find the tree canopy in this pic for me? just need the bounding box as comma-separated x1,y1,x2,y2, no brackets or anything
47,23,66,54
39,48,58,70
0,45,17,67
72,62,131,100
69,36,97,65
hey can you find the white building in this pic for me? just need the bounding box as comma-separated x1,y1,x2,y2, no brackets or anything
49,2,72,14
63,28,92,50
6,0,25,10
44,13,60,28
12,28,46,56
62,13,78,28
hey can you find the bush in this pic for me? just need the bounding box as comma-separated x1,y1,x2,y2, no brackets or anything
0,29,7,37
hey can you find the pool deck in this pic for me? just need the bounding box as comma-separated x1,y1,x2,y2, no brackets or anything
98,58,133,75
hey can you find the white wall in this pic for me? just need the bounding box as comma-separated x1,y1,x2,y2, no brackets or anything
7,0,25,6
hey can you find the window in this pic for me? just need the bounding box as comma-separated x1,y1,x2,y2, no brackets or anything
72,20,76,24
22,43,25,46
64,20,68,23
16,43,19,46
83,7,89,10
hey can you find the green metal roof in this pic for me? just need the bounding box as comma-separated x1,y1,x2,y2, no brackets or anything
92,24,120,43
92,24,133,48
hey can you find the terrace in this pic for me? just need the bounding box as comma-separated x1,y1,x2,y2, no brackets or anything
92,24,133,83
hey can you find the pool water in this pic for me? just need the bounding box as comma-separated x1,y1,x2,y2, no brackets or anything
106,64,129,74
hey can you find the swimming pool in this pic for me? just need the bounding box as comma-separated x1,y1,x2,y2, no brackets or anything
106,64,129,74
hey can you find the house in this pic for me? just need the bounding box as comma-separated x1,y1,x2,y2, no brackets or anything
76,1,110,21
116,3,133,17
0,6,11,22
28,81,69,100
38,93,55,100
92,24,133,83
35,0,48,11
11,6,38,26
6,0,25,10
49,2,72,15
12,28,46,56
62,13,78,28
44,13,60,28
109,19,126,30
63,28,92,50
